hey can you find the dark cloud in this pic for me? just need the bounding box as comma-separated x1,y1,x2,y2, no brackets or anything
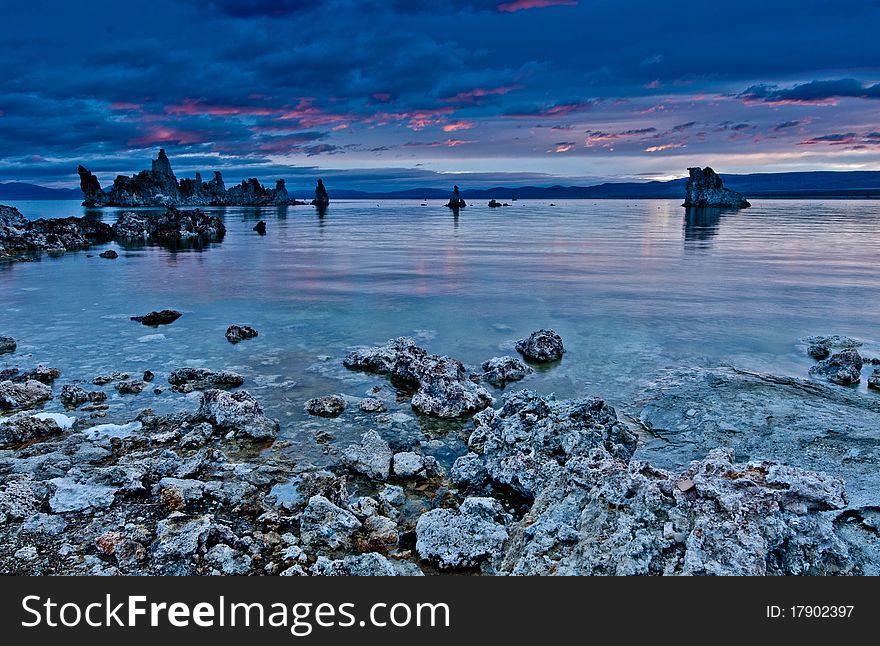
799,133,858,145
739,79,880,104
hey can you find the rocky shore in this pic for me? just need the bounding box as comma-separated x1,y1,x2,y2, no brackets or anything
1,204,225,262
78,149,305,207
2,325,878,576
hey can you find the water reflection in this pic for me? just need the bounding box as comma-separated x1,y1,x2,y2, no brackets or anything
683,206,723,249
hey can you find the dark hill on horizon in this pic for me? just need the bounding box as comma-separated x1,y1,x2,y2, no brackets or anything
3,170,880,201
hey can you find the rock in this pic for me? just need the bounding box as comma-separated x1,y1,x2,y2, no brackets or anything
14,546,38,561
637,366,880,509
802,335,862,349
809,348,863,385
300,495,361,550
12,366,61,384
205,544,251,575
22,513,67,536
808,344,831,360
196,389,279,439
305,394,346,417
358,397,387,413
169,367,244,390
253,221,266,235
342,430,393,480
499,448,851,576
869,369,880,391
143,370,155,382
0,379,52,411
179,422,214,448
357,515,399,553
0,478,41,522
480,356,533,387
131,309,182,326
149,514,216,573
344,337,493,418
115,379,146,395
682,167,751,208
47,477,117,513
79,149,301,207
311,179,330,207
59,384,105,407
488,199,502,208
392,451,441,479
415,497,510,569
445,185,466,208
0,412,63,445
225,324,259,344
92,371,129,385
1,204,113,260
114,206,225,242
463,389,637,499
379,484,405,508
515,329,565,362
0,335,16,354
99,249,118,259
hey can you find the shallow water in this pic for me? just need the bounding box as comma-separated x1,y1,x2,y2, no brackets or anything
2,198,879,469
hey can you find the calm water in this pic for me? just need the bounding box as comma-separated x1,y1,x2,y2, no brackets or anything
2,198,879,469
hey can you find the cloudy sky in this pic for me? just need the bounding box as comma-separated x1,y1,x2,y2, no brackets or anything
1,0,879,190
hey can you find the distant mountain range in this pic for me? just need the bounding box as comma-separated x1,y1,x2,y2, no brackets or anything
3,170,880,201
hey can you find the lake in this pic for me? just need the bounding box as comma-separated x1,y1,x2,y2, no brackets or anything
2,198,879,470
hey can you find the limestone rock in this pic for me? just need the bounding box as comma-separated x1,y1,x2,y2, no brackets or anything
682,167,750,208
169,367,244,390
342,430,392,480
196,389,279,439
416,497,510,569
226,324,258,344
809,348,863,385
480,356,533,387
515,329,565,362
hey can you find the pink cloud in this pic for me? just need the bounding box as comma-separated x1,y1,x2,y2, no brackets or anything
549,142,575,153
644,143,685,153
166,98,276,117
110,102,142,111
496,0,578,12
441,85,519,104
442,120,475,132
644,79,661,89
128,126,206,147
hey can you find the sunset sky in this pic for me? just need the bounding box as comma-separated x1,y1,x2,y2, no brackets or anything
2,0,879,190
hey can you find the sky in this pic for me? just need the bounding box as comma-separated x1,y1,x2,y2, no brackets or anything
1,0,879,190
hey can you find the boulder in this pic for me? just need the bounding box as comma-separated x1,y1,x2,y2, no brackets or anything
59,384,105,407
0,413,64,445
131,309,182,326
458,389,637,498
113,207,225,242
480,356,533,387
515,329,565,362
415,497,510,569
299,495,361,550
358,397,387,413
115,379,146,395
869,369,880,391
341,430,393,480
344,337,493,418
392,451,441,479
196,389,279,439
0,380,52,411
305,394,347,417
99,249,119,259
682,167,750,208
1,204,113,259
0,335,16,354
253,221,267,235
225,324,259,343
809,348,863,385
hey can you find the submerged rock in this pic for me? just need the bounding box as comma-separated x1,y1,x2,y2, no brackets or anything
416,497,510,569
480,356,533,387
9,366,61,384
358,397,387,413
116,379,147,395
0,380,52,411
196,389,279,439
253,221,267,235
682,167,750,208
515,329,565,362
131,309,182,326
637,366,880,509
809,348,863,385
225,324,259,344
305,394,347,417
99,249,118,259
169,367,244,390
0,335,16,354
344,337,493,418
59,384,106,407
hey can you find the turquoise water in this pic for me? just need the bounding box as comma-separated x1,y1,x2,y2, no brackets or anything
2,198,879,468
